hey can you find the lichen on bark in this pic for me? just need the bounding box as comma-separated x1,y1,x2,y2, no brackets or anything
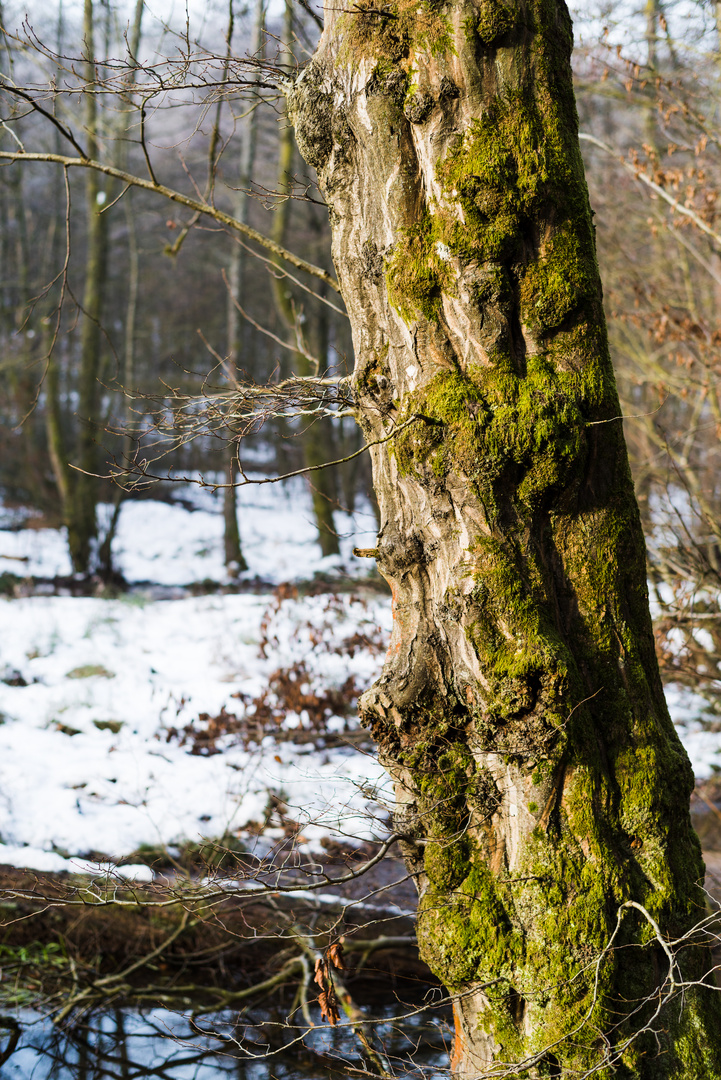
287,0,721,1072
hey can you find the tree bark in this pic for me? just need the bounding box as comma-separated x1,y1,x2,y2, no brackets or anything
67,0,112,573
272,0,340,558
289,0,721,1073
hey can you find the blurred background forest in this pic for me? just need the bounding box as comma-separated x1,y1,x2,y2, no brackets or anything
0,0,721,721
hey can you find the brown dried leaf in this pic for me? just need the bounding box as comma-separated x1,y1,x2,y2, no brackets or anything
318,989,340,1025
328,942,345,970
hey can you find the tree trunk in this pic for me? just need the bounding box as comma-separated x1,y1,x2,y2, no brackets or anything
644,0,658,151
222,0,265,574
272,0,340,558
97,0,146,579
44,0,71,518
67,0,111,573
289,0,721,1073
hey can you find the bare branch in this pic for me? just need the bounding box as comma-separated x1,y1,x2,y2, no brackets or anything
0,150,340,290
580,132,721,251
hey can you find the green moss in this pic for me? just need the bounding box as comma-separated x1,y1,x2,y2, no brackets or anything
424,834,471,890
437,86,582,265
341,0,452,62
385,211,455,321
394,353,610,513
418,862,522,988
385,72,599,335
519,221,598,331
464,534,574,750
474,0,519,45
66,664,115,679
418,739,476,830
393,410,445,478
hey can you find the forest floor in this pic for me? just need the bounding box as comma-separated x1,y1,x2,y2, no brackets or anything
2,479,721,1065
0,477,720,881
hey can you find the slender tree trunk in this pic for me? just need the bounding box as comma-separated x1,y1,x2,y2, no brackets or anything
290,0,721,1073
43,0,77,529
45,331,71,510
44,0,71,517
272,0,340,557
0,0,8,343
644,0,659,151
223,239,246,570
297,286,342,555
222,0,265,573
66,0,112,573
97,0,145,579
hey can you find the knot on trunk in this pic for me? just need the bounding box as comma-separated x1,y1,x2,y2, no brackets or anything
359,239,386,283
287,63,334,171
393,800,425,869
365,63,407,105
377,527,425,575
404,90,435,124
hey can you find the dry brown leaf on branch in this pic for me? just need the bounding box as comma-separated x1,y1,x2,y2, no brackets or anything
328,941,345,970
317,988,340,1025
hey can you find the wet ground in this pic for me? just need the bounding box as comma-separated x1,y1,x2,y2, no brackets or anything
3,786,721,1080
2,1002,453,1080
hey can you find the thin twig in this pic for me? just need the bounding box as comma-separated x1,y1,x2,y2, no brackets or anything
0,150,340,290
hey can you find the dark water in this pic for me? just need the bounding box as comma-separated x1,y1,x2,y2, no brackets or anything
1,1003,452,1079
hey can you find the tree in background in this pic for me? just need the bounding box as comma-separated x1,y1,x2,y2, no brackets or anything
219,0,265,575
270,0,340,557
575,0,721,726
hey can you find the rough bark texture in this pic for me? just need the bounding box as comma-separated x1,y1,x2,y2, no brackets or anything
289,0,721,1074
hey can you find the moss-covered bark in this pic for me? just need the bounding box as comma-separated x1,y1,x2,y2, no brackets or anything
289,0,721,1073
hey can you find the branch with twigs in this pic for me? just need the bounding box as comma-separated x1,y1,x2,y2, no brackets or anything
579,132,721,252
4,840,721,1080
85,399,423,492
0,150,340,291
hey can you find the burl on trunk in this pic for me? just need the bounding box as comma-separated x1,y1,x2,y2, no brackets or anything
288,0,721,1073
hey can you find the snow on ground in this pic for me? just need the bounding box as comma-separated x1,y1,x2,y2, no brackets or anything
0,482,392,876
0,481,720,878
0,588,393,875
0,476,379,586
663,683,721,780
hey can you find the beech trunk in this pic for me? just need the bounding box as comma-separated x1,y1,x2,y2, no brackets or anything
289,0,721,1074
